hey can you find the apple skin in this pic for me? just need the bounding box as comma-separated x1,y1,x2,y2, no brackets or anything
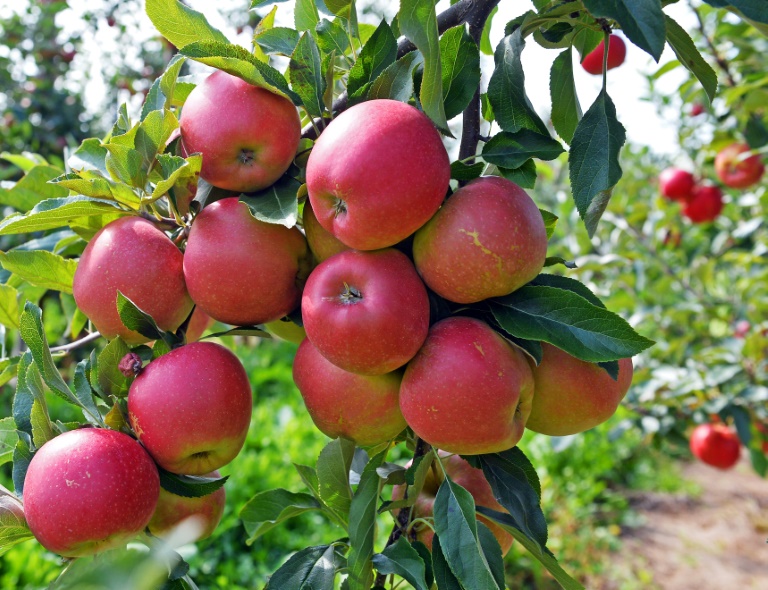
581,34,627,75
23,428,160,558
292,339,407,446
391,453,514,555
303,198,349,263
658,168,695,202
690,103,705,117
184,198,311,326
179,70,301,192
682,184,723,223
148,470,225,542
128,341,253,475
714,142,765,189
264,317,306,343
302,249,430,376
525,343,633,436
306,99,450,251
413,176,547,303
73,216,193,345
689,423,741,469
399,317,534,455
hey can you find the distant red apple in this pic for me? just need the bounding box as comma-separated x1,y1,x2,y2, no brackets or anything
581,34,626,75
690,103,704,117
689,423,741,469
659,168,695,201
714,143,764,189
734,320,750,339
682,184,723,223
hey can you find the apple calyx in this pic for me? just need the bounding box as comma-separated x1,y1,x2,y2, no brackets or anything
119,353,143,377
238,148,256,167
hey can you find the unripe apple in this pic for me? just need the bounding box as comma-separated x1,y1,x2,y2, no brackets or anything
293,339,407,446
581,34,627,75
306,99,450,250
413,176,547,303
264,318,306,343
714,142,764,189
302,249,430,376
682,184,723,223
303,198,349,263
184,198,310,326
689,423,741,469
658,168,695,201
23,428,160,557
73,216,193,345
128,342,253,475
525,343,633,436
391,453,513,555
148,470,226,543
399,317,534,455
179,70,301,193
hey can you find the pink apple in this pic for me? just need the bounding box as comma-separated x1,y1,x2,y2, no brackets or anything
714,142,764,189
682,184,723,223
581,35,626,75
658,168,695,201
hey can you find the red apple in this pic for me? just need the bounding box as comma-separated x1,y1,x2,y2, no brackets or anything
128,342,253,475
184,197,310,326
301,249,429,376
714,143,764,189
23,428,159,557
689,423,741,469
179,70,301,192
757,423,768,454
293,339,407,446
73,216,193,345
690,103,704,117
682,184,723,223
399,317,534,455
525,343,633,436
413,176,547,303
391,453,514,555
658,168,695,201
303,198,349,263
306,99,450,250
581,34,626,75
264,318,306,343
148,470,225,543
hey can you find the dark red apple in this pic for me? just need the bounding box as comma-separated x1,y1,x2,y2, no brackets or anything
690,103,704,117
689,423,741,469
682,184,723,223
581,34,626,75
714,143,764,189
659,168,695,201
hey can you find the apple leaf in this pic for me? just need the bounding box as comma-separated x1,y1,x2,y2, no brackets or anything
371,537,430,590
0,250,77,294
0,152,48,174
440,26,481,120
240,488,321,544
0,165,67,212
315,18,350,56
700,0,768,26
477,523,506,589
399,0,451,135
498,159,538,189
550,48,582,144
158,468,229,498
315,437,356,527
30,398,55,449
378,452,433,513
151,153,202,203
491,285,654,362
12,437,32,497
432,535,463,590
202,326,272,339
539,208,558,239
115,291,179,349
450,160,485,182
0,283,20,330
265,544,344,589
73,361,104,427
290,32,326,118
569,89,626,237
19,303,73,402
347,20,397,102
295,0,320,31
68,138,109,176
0,197,128,237
141,54,187,120
366,52,421,103
581,0,666,61
240,175,301,228
0,418,18,467
482,129,564,169
664,16,718,103
51,172,141,207
254,27,301,56
433,476,500,590
11,353,34,438
145,0,229,50
528,274,604,309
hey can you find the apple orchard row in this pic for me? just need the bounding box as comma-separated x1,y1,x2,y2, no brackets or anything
23,68,640,559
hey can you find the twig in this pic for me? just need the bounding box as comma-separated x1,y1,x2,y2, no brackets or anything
50,331,101,353
690,2,737,88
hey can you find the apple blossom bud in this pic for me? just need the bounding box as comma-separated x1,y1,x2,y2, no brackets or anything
119,353,143,377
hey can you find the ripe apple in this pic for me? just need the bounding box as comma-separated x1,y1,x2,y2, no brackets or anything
689,423,741,469
302,249,429,376
292,339,407,446
184,197,310,326
179,70,301,193
581,34,627,75
714,142,764,189
128,341,253,475
391,453,514,555
306,99,450,250
148,470,226,543
526,344,633,436
399,317,534,455
264,317,306,343
73,216,193,345
303,199,349,263
413,176,547,303
658,168,695,201
734,319,750,339
682,184,723,223
23,428,159,557
690,103,704,117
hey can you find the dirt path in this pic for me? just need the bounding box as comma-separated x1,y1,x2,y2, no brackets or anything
613,459,768,590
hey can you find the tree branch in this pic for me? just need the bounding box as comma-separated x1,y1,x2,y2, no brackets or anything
50,331,101,353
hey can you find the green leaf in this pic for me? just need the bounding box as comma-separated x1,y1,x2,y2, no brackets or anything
202,326,271,339
0,152,48,174
0,166,68,212
158,468,229,498
550,48,582,144
141,54,187,119
266,544,343,589
539,209,558,239
701,0,768,24
0,250,77,294
12,437,32,496
97,338,130,398
325,0,353,17
582,0,665,60
487,31,548,135
664,15,718,103
529,274,604,309
73,361,104,426
255,27,301,56
316,18,349,56
348,20,397,101
151,153,202,202
116,291,173,344
479,6,498,55
450,161,485,182
348,450,386,590
240,489,321,544
0,418,18,467
483,130,564,169
316,437,356,526
491,285,654,362
498,159,538,189
569,89,626,237
432,535,463,590
366,52,421,102
0,488,33,557
477,523,505,589
239,175,301,228
440,26,481,120
0,283,20,330
371,537,429,590
294,463,321,498
295,0,320,31
290,33,326,117
51,172,141,207
68,138,109,176
30,398,55,448
145,0,230,49
433,477,499,590
0,197,127,236
11,353,35,437
400,0,451,135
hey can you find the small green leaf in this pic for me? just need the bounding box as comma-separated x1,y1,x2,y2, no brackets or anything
254,27,301,56
371,537,429,590
145,0,230,49
295,0,320,31
116,291,174,345
68,138,109,176
158,468,229,498
550,48,582,144
73,361,104,426
52,172,141,207
11,353,35,437
316,18,350,56
316,437,356,526
151,153,202,202
30,399,55,448
12,438,32,496
290,32,326,117
664,15,718,103
440,26,481,120
483,130,564,169
0,197,127,236
347,20,397,101
539,208,558,239
582,0,666,60
0,283,20,330
97,338,130,398
266,544,344,589
0,152,48,173
450,161,485,182
240,175,301,228
366,52,421,102
0,418,18,467
498,159,538,189
240,489,320,544
0,251,77,294
479,6,498,55
528,274,604,309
